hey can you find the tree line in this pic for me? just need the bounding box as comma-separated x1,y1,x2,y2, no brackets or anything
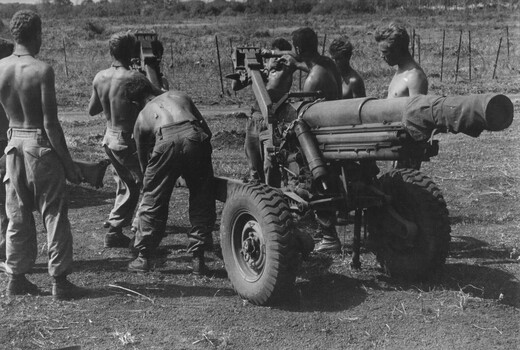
0,0,518,19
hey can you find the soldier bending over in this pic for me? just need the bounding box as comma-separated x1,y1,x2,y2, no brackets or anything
123,75,216,274
0,10,87,299
89,32,160,248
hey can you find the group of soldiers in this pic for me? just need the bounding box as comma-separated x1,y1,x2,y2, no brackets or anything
0,9,427,300
242,24,427,254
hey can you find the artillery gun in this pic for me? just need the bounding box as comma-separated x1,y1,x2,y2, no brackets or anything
214,47,514,306
130,31,169,90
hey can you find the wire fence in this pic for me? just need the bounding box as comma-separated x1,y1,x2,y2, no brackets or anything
47,23,519,107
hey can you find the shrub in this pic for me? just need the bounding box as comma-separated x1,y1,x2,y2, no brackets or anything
84,21,105,36
253,30,270,38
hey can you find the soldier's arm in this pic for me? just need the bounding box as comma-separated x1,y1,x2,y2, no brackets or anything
88,75,103,116
189,98,212,139
408,70,428,96
41,65,82,184
281,54,308,73
351,77,366,98
303,69,322,93
134,112,151,173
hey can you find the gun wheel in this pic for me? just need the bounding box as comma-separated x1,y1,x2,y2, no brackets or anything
220,183,298,305
367,168,451,280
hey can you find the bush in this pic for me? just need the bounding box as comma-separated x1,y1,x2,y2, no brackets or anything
84,21,105,36
253,30,270,38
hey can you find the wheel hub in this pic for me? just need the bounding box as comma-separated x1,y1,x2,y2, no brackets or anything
240,220,264,271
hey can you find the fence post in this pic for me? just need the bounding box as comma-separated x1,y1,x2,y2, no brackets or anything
411,28,415,58
417,35,421,65
169,43,174,72
62,38,69,78
455,30,462,83
215,35,225,96
468,30,471,82
229,38,234,72
492,37,502,79
506,26,510,62
440,29,445,82
322,33,327,56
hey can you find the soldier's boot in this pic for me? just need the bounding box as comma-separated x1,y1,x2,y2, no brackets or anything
192,250,207,275
314,226,342,254
128,252,150,273
6,274,40,296
52,276,90,300
104,226,131,248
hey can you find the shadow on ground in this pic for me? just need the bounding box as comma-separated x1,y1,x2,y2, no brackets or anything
283,273,370,312
442,263,520,308
67,184,113,209
449,235,515,261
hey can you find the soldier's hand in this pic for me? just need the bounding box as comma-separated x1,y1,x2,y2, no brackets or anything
281,54,297,66
66,163,83,185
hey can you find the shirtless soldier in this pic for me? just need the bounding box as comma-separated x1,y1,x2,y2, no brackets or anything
329,38,366,99
89,32,158,248
282,27,342,101
0,38,14,267
376,22,428,169
375,22,428,98
0,10,87,299
283,27,344,254
122,75,215,274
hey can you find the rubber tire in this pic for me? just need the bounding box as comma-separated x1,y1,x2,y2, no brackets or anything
220,183,298,305
367,168,451,281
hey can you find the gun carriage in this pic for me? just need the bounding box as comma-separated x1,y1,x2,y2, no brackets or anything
215,47,514,306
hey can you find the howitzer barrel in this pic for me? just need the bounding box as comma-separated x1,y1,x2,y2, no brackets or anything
300,94,513,141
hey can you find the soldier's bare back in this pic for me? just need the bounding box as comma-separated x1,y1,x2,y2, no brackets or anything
0,54,55,129
88,66,143,133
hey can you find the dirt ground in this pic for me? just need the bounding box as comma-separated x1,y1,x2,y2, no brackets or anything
0,102,519,350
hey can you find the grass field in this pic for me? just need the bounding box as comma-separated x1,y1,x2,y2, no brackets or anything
0,10,517,109
0,8,519,350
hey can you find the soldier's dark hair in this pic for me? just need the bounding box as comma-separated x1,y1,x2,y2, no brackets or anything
10,10,41,44
329,38,353,61
122,73,154,104
0,38,14,59
374,22,410,52
109,31,136,62
151,40,164,58
291,27,318,55
271,37,291,51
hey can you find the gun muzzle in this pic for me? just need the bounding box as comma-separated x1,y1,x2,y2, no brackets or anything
74,159,110,189
403,94,514,140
